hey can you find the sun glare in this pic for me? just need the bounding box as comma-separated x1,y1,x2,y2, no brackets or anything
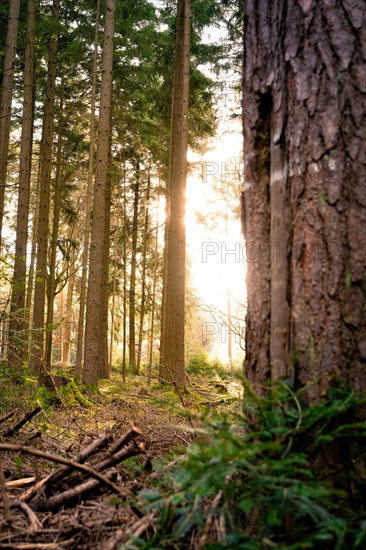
185,118,246,367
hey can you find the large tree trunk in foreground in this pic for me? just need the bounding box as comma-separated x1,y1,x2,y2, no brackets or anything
83,0,115,385
159,0,190,388
242,0,366,399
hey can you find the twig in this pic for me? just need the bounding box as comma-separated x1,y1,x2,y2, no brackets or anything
21,431,113,503
0,409,18,425
5,477,36,488
1,406,42,437
31,470,124,511
0,443,123,495
13,499,42,533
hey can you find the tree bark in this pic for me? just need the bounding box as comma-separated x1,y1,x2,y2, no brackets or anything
75,0,100,378
129,161,140,374
83,0,116,385
29,0,60,374
137,168,151,373
45,78,64,370
0,0,21,243
159,0,190,388
242,0,366,398
8,0,36,371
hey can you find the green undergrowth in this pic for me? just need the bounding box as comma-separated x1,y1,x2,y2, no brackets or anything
34,379,94,409
133,382,366,549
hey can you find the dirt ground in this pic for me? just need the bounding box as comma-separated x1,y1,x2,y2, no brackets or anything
0,372,241,549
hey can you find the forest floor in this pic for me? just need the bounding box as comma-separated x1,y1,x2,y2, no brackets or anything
0,367,242,549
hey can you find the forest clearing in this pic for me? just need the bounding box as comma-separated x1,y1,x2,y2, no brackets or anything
1,0,365,548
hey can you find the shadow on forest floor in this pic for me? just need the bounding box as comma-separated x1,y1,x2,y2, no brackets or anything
0,366,242,548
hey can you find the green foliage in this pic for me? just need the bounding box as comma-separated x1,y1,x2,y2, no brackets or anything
0,361,36,413
135,383,366,549
187,352,229,379
34,379,94,409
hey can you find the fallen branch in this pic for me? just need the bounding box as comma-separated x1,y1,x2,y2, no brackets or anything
31,441,144,511
0,409,18,426
1,406,42,438
31,470,121,511
13,499,42,533
5,477,36,489
104,425,142,456
0,443,122,496
21,430,113,503
91,440,145,473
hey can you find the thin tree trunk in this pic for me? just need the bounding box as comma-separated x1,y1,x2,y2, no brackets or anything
137,169,151,373
45,78,64,370
62,254,76,364
8,0,36,371
159,0,190,388
99,165,111,379
129,162,140,374
83,0,115,385
25,167,41,355
75,0,100,378
109,177,122,370
147,193,160,385
0,0,21,243
122,151,127,382
29,0,60,374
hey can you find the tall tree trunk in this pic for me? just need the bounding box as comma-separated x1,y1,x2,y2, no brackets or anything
45,80,64,370
148,193,160,385
99,165,111,379
159,0,190,388
137,169,151,373
75,0,100,378
29,0,60,374
62,254,76,364
129,162,140,375
242,0,366,399
83,0,115,385
0,0,21,243
122,151,127,382
25,167,41,355
8,0,36,371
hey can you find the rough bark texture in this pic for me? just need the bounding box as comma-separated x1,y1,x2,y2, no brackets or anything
83,0,115,385
8,0,36,371
75,0,100,378
129,164,140,375
243,0,366,398
159,0,190,388
0,0,21,243
29,0,60,373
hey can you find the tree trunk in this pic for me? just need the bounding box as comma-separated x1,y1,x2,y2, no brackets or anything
0,0,21,243
129,162,140,375
137,168,151,374
242,0,366,398
29,0,60,374
122,151,127,382
148,193,160,385
75,0,100,378
159,0,190,388
83,0,115,385
45,78,64,370
8,0,36,371
62,252,76,364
